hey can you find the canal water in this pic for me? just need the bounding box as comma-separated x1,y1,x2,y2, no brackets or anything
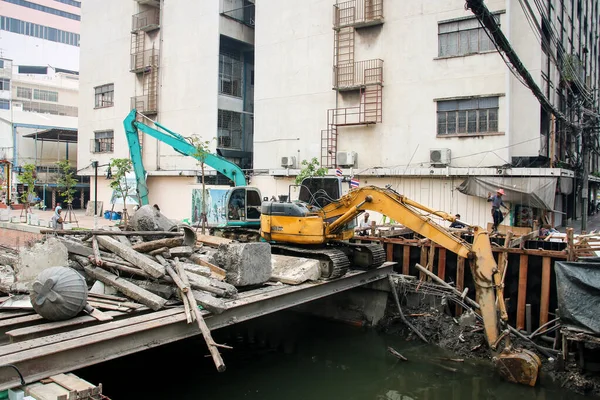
78,312,584,399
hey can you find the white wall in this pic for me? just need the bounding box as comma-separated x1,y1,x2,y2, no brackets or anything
0,31,79,71
253,0,545,172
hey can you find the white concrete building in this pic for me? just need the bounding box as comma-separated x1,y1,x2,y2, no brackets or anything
0,0,82,208
251,0,599,229
78,0,255,219
78,0,599,229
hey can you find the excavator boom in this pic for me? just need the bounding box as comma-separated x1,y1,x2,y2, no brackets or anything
123,110,247,205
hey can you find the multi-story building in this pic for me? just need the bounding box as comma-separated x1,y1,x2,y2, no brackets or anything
252,0,600,229
78,0,255,219
0,0,82,208
78,0,599,229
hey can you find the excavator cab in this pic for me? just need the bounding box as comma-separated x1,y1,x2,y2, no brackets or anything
298,176,343,208
222,187,262,227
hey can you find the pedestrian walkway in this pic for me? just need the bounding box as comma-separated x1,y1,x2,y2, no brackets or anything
559,211,600,235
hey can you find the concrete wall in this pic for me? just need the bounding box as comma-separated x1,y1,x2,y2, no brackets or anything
252,0,547,171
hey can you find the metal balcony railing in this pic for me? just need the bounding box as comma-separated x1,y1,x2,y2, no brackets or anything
130,48,159,73
131,94,157,115
333,59,383,90
221,4,255,28
333,0,384,29
132,8,160,32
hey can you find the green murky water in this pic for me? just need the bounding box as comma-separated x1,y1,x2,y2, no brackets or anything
78,312,585,399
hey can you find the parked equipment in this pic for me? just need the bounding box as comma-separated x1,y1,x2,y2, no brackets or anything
261,181,541,386
123,110,262,234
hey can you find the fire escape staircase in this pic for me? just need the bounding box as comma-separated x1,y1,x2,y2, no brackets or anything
321,0,384,168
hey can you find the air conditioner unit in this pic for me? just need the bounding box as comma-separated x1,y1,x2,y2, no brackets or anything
429,148,451,166
281,156,296,168
337,151,357,167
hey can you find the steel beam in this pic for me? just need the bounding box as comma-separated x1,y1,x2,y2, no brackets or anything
0,264,393,390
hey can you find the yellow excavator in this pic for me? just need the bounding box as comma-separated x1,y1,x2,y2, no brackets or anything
260,181,541,386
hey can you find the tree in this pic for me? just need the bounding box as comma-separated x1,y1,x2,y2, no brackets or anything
191,136,214,235
295,157,327,185
19,164,36,208
56,160,78,223
109,158,133,225
56,160,77,205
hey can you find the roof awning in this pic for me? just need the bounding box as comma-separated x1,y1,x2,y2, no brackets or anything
457,176,558,210
22,128,77,143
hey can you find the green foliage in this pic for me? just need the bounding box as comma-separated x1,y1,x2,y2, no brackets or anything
109,158,133,204
562,54,582,82
19,164,36,204
190,136,214,164
56,160,77,204
295,158,327,185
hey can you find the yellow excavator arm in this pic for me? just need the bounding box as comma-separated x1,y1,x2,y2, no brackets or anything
318,186,541,385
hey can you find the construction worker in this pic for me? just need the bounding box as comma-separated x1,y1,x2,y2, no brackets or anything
487,189,509,233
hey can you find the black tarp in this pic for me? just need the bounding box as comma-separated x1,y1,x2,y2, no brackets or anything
555,261,600,334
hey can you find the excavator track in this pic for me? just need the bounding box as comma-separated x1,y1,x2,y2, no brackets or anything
271,245,350,280
333,242,387,270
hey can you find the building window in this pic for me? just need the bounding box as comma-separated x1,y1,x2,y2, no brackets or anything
92,130,114,153
0,59,4,69
94,84,114,108
0,16,80,47
0,78,10,91
217,109,242,149
54,0,81,7
438,16,499,57
0,99,9,110
33,89,58,102
437,97,499,135
219,52,243,98
16,87,32,99
3,0,80,21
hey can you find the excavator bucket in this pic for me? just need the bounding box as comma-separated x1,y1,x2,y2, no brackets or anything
494,348,542,386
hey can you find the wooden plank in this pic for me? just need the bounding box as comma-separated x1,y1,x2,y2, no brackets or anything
516,254,529,330
419,244,428,280
86,301,136,312
25,382,71,399
41,230,184,237
0,311,34,320
1,308,183,356
567,228,575,261
386,242,394,262
437,248,446,281
84,266,167,311
87,293,129,303
509,230,539,249
188,254,227,280
95,236,165,278
49,373,94,392
5,310,129,341
487,223,532,236
131,237,184,253
455,257,465,316
402,245,410,275
539,256,552,331
196,234,233,248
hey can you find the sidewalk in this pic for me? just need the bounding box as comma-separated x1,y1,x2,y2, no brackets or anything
1,209,118,231
559,211,600,235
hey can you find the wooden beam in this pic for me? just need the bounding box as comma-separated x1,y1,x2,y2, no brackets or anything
96,236,165,278
509,231,539,249
455,257,465,316
567,228,575,261
83,266,167,311
402,245,410,275
437,248,446,281
131,237,184,253
516,254,529,330
539,256,552,331
419,244,428,280
386,242,394,262
196,234,233,248
41,230,184,237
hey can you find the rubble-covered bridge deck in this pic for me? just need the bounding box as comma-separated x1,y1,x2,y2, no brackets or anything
0,264,393,390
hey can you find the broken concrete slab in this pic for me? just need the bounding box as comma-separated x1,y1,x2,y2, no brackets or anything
0,253,17,267
0,265,28,293
15,237,69,284
124,279,175,300
270,254,321,285
170,246,194,258
181,263,211,278
191,290,226,314
131,205,176,238
211,242,272,287
186,273,237,298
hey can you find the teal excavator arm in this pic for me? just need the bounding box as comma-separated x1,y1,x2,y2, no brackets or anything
123,109,248,206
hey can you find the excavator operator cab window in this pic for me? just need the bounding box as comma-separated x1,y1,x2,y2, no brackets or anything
227,188,261,221
299,177,343,208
